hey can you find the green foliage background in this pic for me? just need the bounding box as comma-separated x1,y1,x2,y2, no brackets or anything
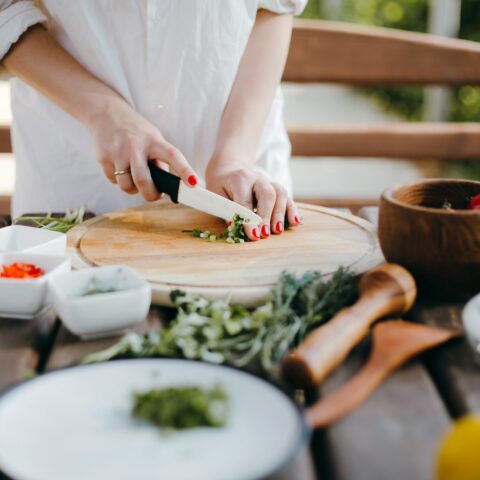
300,0,480,177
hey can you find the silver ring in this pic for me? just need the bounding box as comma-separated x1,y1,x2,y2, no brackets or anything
114,168,131,176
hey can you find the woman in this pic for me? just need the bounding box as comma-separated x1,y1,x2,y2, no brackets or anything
0,0,305,241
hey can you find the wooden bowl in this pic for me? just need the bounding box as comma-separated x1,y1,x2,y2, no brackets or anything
378,179,480,300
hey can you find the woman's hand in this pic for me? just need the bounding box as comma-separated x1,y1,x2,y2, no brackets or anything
206,158,301,242
87,98,198,200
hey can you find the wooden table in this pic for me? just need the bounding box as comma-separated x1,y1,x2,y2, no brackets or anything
0,212,478,480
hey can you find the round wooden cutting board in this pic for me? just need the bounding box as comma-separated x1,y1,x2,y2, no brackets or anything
67,202,383,306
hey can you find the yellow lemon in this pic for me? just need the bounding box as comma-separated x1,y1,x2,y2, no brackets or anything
437,415,480,480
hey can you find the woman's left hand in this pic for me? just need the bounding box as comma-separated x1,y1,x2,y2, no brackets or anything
205,160,302,242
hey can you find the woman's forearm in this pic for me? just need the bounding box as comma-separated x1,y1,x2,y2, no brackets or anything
2,25,124,125
2,25,197,201
209,10,293,168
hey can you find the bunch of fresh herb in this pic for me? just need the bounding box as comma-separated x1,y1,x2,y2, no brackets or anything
83,268,357,376
183,214,249,244
132,384,229,431
14,206,86,233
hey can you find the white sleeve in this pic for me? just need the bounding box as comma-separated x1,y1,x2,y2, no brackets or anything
0,1,47,60
257,0,307,15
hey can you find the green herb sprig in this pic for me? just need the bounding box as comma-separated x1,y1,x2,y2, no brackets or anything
132,384,229,431
14,206,86,233
83,268,357,376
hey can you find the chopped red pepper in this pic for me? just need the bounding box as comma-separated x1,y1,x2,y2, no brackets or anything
0,262,44,279
468,194,480,210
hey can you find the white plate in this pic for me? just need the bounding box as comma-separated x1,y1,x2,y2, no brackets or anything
0,359,306,480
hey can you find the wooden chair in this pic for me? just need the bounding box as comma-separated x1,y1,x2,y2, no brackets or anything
1,19,480,213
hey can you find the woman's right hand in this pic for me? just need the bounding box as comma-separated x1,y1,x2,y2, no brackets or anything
87,98,198,200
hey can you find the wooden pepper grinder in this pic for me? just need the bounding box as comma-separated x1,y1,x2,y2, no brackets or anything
282,263,417,389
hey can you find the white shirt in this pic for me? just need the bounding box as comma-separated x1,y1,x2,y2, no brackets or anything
0,0,306,217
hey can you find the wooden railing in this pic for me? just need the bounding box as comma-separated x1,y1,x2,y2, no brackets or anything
1,19,480,213
0,125,10,153
285,20,480,161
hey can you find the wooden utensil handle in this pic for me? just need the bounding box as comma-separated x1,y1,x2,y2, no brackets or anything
305,320,460,428
282,298,379,388
282,264,417,389
305,357,386,429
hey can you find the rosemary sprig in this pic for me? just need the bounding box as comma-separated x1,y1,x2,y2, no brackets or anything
83,267,357,377
14,206,86,233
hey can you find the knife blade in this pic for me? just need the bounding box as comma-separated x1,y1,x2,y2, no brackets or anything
148,163,262,225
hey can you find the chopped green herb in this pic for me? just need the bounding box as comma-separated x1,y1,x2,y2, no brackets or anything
442,200,453,210
132,384,229,430
183,214,249,244
83,267,357,376
220,214,249,243
14,206,86,233
80,277,117,297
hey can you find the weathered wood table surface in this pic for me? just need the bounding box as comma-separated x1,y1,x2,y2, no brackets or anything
0,211,478,480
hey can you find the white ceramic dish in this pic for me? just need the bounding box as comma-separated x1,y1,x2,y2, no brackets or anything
49,265,152,339
0,359,306,480
0,252,70,319
462,293,480,365
0,225,66,255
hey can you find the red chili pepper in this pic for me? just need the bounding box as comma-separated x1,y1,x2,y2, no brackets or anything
0,262,44,279
468,194,480,210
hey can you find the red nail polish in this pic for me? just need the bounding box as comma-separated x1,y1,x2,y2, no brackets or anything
188,175,197,186
252,227,260,239
295,216,301,224
276,221,284,233
261,225,270,237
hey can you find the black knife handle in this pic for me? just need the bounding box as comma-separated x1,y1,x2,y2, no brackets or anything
148,162,181,203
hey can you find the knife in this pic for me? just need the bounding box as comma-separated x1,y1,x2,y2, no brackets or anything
148,163,262,225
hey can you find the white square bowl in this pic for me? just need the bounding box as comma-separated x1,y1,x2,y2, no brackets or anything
0,225,66,256
0,253,71,318
49,265,152,340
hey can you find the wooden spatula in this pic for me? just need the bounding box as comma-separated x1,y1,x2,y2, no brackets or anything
305,320,461,428
282,264,417,388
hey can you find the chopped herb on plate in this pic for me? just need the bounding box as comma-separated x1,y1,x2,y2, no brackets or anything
132,384,229,430
81,277,118,297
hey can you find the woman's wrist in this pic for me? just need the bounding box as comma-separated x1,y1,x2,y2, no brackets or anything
208,141,257,176
81,94,129,130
